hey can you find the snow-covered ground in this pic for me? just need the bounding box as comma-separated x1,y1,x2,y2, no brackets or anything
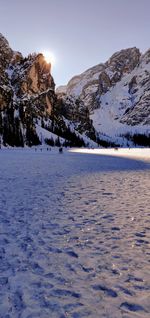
70,147,150,162
0,148,150,317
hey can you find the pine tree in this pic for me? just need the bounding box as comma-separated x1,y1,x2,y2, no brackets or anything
55,136,61,147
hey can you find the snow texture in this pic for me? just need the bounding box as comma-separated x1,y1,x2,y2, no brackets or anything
0,148,150,317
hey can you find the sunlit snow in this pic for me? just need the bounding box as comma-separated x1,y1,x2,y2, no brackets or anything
0,148,150,317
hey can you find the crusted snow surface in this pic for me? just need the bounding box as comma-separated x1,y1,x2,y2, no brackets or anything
70,147,150,162
0,148,150,317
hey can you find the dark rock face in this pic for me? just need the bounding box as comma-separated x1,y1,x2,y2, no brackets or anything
121,94,150,126
0,33,13,75
120,52,150,126
105,47,140,83
98,72,111,95
0,34,13,111
58,95,96,140
0,34,93,147
0,34,56,146
9,53,55,111
11,53,54,97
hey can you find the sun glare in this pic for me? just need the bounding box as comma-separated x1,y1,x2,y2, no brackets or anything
43,50,56,66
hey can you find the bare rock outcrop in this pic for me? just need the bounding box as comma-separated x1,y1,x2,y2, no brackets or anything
0,33,56,146
0,33,55,115
0,33,13,73
57,48,141,111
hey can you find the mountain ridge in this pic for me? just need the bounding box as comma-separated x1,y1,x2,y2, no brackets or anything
0,33,149,148
57,47,150,146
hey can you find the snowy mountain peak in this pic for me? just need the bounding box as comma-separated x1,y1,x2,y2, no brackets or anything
57,47,150,146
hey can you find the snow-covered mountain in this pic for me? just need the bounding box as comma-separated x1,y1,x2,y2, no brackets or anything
0,33,149,147
57,48,150,146
0,33,93,148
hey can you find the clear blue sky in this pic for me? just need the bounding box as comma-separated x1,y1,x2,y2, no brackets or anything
0,0,150,86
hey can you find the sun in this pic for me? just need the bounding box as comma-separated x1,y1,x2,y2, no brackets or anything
43,50,56,66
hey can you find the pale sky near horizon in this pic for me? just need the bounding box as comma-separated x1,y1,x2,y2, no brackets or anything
0,0,150,86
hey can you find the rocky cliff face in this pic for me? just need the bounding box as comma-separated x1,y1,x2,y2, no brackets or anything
0,33,13,78
0,33,13,111
58,48,141,110
0,33,57,146
0,34,93,147
57,47,150,146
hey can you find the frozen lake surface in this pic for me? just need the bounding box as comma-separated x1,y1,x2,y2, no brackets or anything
0,148,150,318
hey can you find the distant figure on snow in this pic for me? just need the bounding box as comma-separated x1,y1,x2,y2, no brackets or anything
59,147,63,153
